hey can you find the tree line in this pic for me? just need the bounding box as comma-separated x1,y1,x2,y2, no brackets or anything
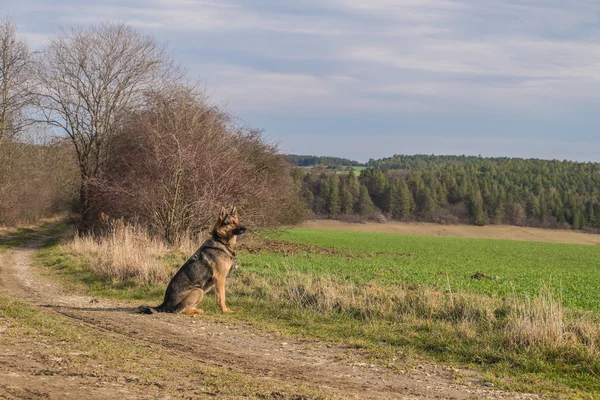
287,154,364,167
294,155,600,231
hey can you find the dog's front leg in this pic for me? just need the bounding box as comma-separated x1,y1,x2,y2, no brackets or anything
214,275,232,313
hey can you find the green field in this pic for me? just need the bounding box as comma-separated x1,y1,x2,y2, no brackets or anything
246,228,600,312
350,166,366,172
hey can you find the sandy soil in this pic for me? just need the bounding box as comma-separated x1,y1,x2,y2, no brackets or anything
300,220,600,246
0,230,541,399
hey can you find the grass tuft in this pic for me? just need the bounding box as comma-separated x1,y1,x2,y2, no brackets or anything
65,220,203,285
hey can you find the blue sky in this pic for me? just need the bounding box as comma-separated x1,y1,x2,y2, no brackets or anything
4,0,600,161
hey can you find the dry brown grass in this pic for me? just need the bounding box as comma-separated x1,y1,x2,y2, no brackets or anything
301,220,600,245
65,220,203,285
505,288,567,351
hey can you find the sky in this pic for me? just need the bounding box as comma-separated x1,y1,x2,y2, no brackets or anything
3,0,600,162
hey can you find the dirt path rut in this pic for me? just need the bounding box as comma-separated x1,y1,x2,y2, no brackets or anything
0,231,540,399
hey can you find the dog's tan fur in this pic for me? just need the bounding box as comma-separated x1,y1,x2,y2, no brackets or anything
138,206,246,314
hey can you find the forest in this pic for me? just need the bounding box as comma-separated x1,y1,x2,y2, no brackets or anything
294,154,600,230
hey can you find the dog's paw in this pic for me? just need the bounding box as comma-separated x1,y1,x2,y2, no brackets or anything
222,308,233,313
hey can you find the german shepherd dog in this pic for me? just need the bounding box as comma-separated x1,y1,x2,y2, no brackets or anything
138,206,246,315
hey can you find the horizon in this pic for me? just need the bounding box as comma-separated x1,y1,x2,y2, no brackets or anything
284,152,600,165
4,0,600,162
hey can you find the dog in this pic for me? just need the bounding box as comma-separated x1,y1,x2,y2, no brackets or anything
138,206,246,315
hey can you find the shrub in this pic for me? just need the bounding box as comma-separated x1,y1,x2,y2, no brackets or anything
87,86,306,241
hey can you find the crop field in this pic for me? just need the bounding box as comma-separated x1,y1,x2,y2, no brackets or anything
246,227,600,312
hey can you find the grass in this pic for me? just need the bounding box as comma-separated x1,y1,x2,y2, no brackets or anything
0,226,35,252
33,224,600,398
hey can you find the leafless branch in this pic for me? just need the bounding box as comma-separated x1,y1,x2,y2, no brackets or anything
0,16,34,149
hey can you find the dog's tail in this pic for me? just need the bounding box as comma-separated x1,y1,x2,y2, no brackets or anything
137,304,163,314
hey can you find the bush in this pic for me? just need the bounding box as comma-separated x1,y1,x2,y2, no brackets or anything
87,86,306,241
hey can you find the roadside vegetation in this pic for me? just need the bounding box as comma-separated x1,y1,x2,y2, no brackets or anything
34,223,600,398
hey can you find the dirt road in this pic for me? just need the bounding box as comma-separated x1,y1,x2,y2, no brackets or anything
0,230,540,399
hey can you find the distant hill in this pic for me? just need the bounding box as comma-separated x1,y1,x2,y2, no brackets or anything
286,154,365,168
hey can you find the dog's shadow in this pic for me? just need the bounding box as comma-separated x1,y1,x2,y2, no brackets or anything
40,304,141,314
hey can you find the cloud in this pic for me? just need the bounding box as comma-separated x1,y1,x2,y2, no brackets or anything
344,38,600,80
168,0,600,114
125,19,163,29
195,64,329,111
193,63,435,116
60,1,347,35
330,0,467,22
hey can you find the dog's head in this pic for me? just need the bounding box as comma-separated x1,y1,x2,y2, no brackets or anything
212,206,247,240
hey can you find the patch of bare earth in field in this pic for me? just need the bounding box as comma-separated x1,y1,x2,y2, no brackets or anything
300,220,600,245
0,229,540,399
238,236,416,258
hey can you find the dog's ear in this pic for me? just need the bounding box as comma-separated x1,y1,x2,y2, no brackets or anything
230,206,238,217
219,205,227,220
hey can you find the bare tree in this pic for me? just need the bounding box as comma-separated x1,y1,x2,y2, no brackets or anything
0,17,35,212
0,16,33,149
35,22,179,227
